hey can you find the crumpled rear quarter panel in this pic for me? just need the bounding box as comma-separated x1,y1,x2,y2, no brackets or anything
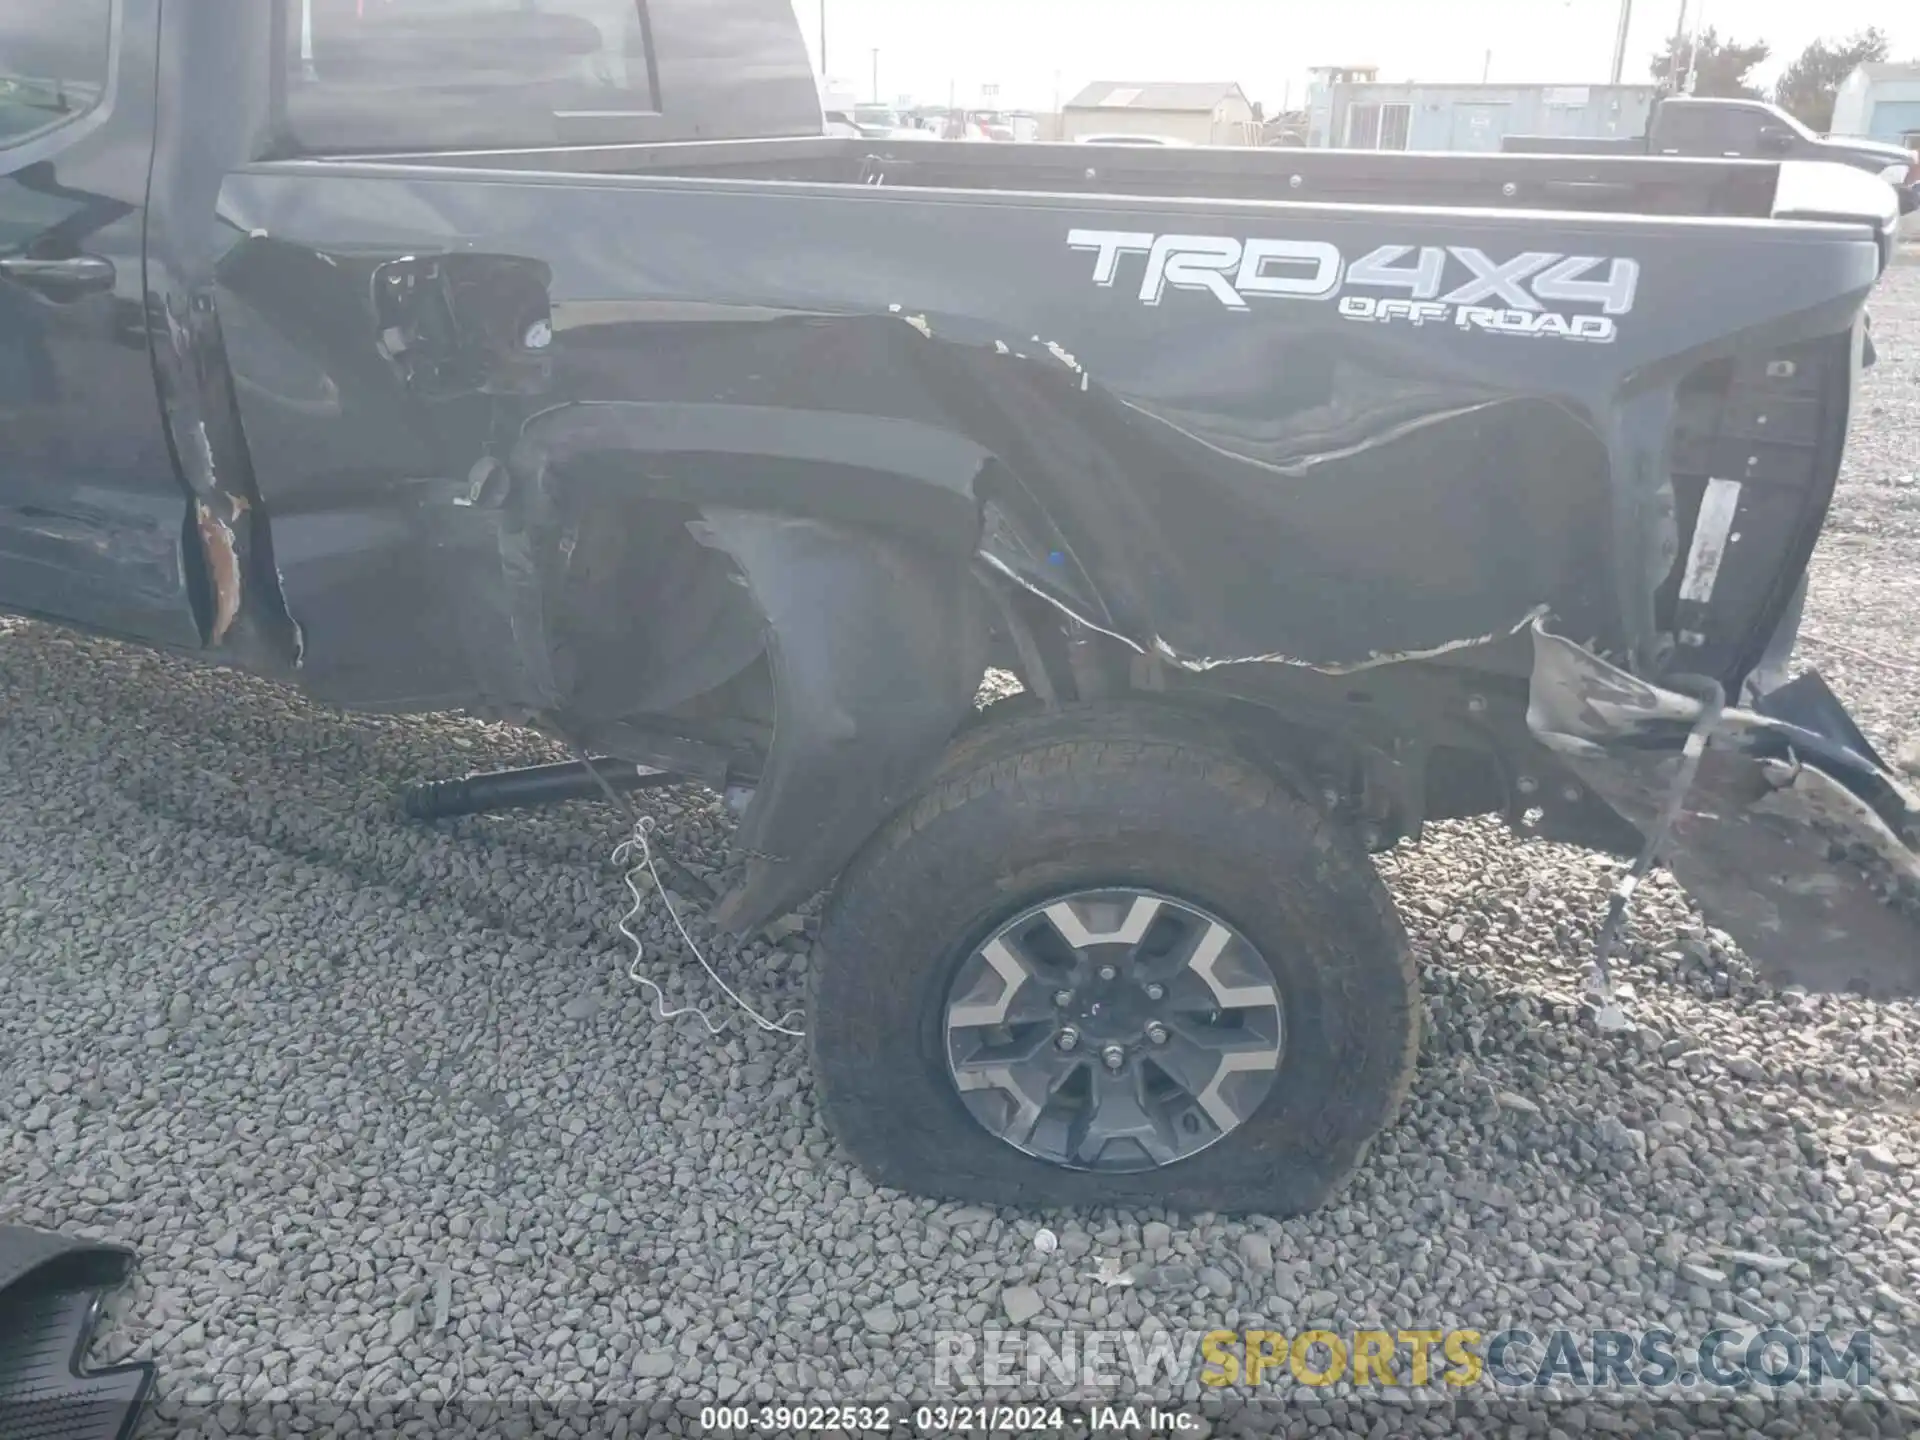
210,166,1883,685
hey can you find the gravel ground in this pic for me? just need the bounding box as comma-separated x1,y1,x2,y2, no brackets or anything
6,273,1920,1439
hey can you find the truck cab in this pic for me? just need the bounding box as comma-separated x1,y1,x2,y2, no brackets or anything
1508,94,1920,212
1652,96,1916,188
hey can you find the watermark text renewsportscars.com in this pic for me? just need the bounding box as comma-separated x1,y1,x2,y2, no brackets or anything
933,1326,1878,1395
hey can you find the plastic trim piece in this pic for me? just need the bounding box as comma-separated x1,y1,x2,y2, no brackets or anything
0,1226,153,1440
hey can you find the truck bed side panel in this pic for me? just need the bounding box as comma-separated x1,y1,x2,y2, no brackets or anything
212,167,1882,691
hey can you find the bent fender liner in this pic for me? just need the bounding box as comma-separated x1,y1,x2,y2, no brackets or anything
1527,621,1920,999
691,510,988,933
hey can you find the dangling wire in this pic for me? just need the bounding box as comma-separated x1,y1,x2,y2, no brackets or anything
569,746,804,1038
611,814,805,1038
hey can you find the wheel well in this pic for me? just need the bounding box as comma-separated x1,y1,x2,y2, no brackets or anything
970,575,1582,850
546,491,771,725
530,479,994,930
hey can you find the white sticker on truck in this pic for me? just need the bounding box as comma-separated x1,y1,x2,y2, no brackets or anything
1068,231,1640,343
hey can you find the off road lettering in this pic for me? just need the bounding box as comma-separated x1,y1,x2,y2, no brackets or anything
1070,229,1639,342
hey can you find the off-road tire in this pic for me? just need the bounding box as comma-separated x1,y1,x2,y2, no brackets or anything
809,702,1420,1214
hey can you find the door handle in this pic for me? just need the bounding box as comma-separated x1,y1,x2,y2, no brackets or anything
0,254,116,296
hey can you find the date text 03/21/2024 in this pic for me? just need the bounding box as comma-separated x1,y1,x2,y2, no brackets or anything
697,1404,1199,1432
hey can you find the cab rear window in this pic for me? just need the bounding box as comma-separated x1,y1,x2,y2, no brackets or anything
282,0,658,153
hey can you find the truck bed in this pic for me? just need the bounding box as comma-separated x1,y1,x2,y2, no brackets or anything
218,136,1895,697
1502,136,1649,157
372,135,1786,217
202,129,1913,981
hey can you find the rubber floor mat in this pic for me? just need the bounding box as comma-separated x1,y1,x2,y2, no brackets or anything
0,1226,152,1440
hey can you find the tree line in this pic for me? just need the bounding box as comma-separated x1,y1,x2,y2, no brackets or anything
1653,27,1903,133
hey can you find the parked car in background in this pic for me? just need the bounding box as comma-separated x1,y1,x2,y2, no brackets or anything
1506,95,1919,214
850,104,903,139
1890,143,1920,214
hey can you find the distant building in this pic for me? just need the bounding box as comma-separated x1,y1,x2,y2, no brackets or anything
1303,67,1376,148
1831,63,1920,149
1308,80,1656,152
1309,66,1380,86
1060,81,1257,146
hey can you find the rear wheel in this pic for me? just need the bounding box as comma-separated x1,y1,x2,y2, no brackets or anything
808,703,1420,1213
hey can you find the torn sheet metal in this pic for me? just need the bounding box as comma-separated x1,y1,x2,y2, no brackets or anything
1149,605,1551,676
194,492,249,644
1528,621,1920,999
886,303,933,338
149,281,294,658
973,549,1146,656
174,401,247,641
214,151,1884,700
981,541,1549,679
940,326,1626,674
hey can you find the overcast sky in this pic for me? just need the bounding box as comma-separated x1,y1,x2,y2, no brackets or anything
794,0,1914,111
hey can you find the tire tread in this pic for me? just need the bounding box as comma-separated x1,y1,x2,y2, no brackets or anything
810,701,1419,1214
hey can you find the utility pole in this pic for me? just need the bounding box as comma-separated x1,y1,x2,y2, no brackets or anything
1667,0,1688,92
819,0,827,82
871,49,879,104
1482,49,1492,83
1683,0,1705,94
1610,0,1633,85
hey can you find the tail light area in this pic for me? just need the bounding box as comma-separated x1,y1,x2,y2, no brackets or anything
1655,327,1857,690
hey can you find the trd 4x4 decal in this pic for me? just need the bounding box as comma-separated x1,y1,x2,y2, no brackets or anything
1067,230,1640,342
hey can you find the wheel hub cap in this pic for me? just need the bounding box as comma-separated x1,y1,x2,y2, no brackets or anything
942,889,1285,1173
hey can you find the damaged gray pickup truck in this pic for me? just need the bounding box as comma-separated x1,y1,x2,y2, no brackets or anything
3,0,1915,1214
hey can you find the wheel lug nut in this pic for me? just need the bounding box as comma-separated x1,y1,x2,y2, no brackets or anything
1097,964,1118,982
1056,1027,1080,1053
1101,1044,1126,1071
1053,989,1073,1008
1144,982,1165,1001
1146,1021,1169,1046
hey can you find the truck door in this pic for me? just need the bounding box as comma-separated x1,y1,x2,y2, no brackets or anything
1651,102,1779,159
0,0,201,647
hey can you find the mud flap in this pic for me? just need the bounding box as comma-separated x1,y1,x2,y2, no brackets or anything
1528,622,1920,999
0,1226,152,1440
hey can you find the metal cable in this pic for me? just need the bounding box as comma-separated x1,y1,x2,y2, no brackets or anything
1585,674,1727,1026
611,816,805,1038
574,749,805,1038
